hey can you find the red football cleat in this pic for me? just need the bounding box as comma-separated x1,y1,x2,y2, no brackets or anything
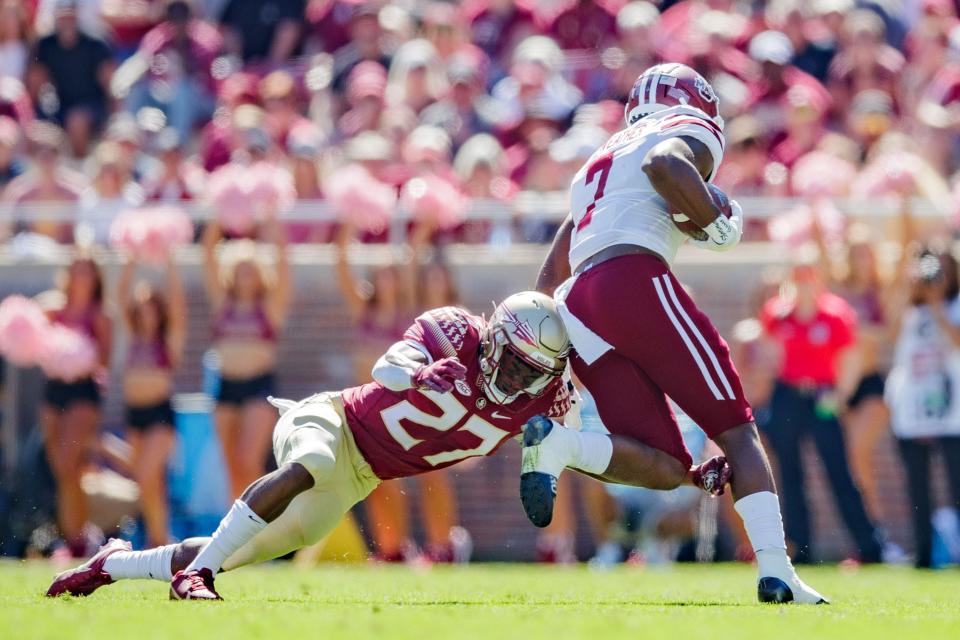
169,568,222,601
45,538,131,597
691,455,733,496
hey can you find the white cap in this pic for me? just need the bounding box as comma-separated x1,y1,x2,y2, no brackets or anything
748,30,794,65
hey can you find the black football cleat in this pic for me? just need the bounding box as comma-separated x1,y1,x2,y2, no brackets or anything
520,416,562,528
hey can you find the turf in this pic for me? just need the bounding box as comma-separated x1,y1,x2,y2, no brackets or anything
2,562,958,639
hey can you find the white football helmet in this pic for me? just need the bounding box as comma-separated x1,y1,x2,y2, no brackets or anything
479,291,571,405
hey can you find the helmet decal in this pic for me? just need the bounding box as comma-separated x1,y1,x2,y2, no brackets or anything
502,307,538,349
694,75,718,103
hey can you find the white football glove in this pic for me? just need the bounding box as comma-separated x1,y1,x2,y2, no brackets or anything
688,199,743,252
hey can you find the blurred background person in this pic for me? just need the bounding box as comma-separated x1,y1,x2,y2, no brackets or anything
0,0,30,80
112,0,221,142
116,255,185,548
219,0,305,65
203,218,291,499
28,0,114,157
884,208,960,569
759,247,883,564
41,255,111,558
2,121,86,242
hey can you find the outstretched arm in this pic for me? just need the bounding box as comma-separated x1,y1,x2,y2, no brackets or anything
372,340,466,393
536,214,573,295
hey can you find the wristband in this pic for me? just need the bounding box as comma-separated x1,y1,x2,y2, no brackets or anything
704,214,736,246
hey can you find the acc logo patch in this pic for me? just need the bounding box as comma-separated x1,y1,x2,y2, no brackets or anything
455,379,472,396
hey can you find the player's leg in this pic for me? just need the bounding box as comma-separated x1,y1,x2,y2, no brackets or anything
628,270,826,603
45,461,314,599
521,351,696,527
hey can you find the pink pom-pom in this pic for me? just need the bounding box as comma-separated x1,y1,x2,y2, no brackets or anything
110,206,193,263
400,175,468,231
326,164,397,234
248,162,296,217
791,151,858,199
851,154,917,199
206,163,256,234
768,201,846,249
0,295,51,366
40,324,98,382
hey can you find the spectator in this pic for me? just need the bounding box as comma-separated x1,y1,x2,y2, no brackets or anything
219,0,305,65
1,121,86,242
337,60,388,139
327,1,390,94
744,30,831,143
827,10,905,117
116,256,186,547
0,115,24,188
34,0,107,40
142,127,205,202
202,218,291,499
385,39,448,116
422,1,469,63
260,70,310,149
463,0,537,75
767,0,837,83
113,0,221,142
759,249,883,564
886,237,960,568
100,0,163,60
546,0,617,52
29,0,114,157
76,140,145,245
40,254,112,558
0,0,30,80
420,48,491,149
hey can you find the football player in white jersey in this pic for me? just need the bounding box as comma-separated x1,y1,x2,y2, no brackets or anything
526,63,828,604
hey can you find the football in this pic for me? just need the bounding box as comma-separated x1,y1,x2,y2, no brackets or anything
668,183,732,241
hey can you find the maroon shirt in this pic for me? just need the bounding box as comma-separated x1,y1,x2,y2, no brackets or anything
343,306,570,480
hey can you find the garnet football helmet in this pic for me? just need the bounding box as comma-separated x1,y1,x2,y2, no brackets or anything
624,63,723,129
479,291,570,405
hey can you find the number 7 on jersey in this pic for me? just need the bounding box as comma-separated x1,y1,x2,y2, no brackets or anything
575,152,614,232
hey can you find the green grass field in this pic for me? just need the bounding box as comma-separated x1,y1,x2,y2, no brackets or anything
2,562,958,639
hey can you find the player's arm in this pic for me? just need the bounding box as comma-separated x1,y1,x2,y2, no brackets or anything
536,214,574,295
642,136,741,251
372,341,467,393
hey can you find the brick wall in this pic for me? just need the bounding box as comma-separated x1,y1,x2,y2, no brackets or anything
1,243,949,561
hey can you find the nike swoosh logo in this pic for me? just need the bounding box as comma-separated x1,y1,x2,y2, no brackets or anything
491,411,511,420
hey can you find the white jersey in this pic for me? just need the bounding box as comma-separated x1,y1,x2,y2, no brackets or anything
886,300,960,438
567,105,725,272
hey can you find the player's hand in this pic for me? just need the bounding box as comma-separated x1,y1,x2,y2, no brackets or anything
412,357,468,393
690,199,743,252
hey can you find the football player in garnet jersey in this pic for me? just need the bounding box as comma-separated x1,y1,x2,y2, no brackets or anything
529,63,828,604
46,292,726,600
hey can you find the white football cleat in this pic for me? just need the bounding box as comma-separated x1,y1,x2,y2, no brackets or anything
758,572,829,604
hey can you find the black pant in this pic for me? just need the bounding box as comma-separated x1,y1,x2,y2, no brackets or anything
897,437,960,568
763,381,882,563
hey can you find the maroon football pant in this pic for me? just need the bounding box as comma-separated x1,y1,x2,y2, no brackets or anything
566,254,753,468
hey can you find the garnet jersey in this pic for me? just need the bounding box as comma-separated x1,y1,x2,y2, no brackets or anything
342,306,571,480
567,105,726,272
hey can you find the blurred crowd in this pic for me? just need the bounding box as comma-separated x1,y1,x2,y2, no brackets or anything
2,0,960,245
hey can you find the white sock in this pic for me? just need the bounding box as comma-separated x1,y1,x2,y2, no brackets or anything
734,491,793,578
185,500,267,575
570,431,613,475
103,544,177,581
